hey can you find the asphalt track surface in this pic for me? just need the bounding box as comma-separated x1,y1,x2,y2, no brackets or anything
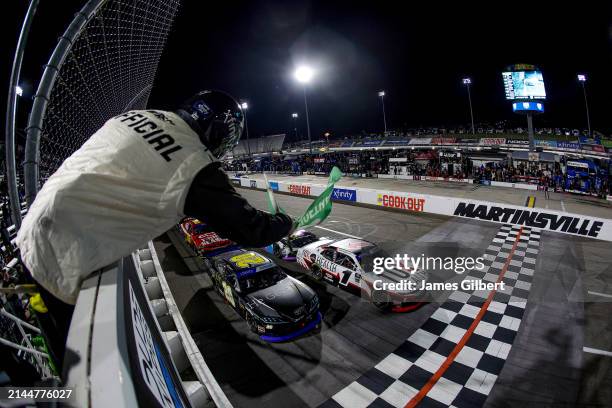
154,188,612,407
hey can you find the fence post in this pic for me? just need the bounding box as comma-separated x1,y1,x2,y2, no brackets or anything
5,0,39,229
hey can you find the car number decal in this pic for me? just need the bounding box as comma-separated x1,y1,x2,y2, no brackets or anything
230,253,267,268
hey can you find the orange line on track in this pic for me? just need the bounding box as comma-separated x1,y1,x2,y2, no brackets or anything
404,226,524,408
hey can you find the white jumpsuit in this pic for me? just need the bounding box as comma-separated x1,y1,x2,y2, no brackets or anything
17,110,215,304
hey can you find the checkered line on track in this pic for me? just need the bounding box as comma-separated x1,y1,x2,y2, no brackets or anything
320,225,540,408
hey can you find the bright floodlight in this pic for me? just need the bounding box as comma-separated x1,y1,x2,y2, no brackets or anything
292,113,298,118
241,102,248,110
294,65,314,84
378,91,385,97
16,86,23,97
577,74,586,82
462,78,471,85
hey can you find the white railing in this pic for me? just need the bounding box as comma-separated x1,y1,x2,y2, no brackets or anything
63,243,232,408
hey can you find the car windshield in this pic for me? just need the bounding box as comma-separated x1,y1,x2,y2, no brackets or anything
290,235,319,248
238,267,286,293
358,246,393,273
193,224,208,234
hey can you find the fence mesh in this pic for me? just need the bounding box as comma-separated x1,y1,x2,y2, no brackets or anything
38,0,181,179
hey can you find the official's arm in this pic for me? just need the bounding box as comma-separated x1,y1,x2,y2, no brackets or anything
184,163,293,247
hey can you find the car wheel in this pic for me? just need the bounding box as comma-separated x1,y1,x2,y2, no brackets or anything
372,291,392,312
311,264,323,281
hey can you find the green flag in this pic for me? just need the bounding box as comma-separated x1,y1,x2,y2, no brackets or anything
296,166,342,229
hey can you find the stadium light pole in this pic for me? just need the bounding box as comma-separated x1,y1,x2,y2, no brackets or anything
241,102,251,159
577,74,591,137
378,91,387,134
294,65,314,154
462,78,475,135
292,112,299,141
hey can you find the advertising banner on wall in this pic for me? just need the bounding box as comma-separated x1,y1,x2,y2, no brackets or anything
566,161,589,169
535,140,558,148
384,139,410,145
408,137,432,145
453,201,606,239
356,140,382,147
506,139,530,146
431,137,457,145
480,138,506,145
332,188,357,202
240,177,612,241
581,144,605,153
122,259,190,408
557,141,580,150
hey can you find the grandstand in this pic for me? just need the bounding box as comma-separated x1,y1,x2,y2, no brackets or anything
230,133,285,157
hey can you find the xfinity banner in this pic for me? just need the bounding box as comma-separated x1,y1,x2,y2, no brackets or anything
332,188,357,202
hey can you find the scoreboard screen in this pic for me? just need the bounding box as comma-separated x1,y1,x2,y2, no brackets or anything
502,71,546,100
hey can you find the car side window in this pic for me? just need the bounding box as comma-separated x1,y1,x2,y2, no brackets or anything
223,271,238,290
336,254,356,270
231,274,241,292
321,248,335,261
343,256,358,270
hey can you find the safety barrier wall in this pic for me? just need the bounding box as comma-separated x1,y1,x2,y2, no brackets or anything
64,243,231,408
238,177,612,242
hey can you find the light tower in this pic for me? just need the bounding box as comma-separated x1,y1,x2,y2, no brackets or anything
577,74,591,137
462,78,475,135
241,101,250,158
292,112,299,141
294,65,314,154
378,91,387,134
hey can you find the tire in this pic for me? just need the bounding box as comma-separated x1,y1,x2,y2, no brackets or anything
371,290,393,312
311,264,324,281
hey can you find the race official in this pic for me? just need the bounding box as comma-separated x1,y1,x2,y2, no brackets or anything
16,91,294,365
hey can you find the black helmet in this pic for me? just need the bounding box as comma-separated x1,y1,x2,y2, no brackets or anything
176,90,244,159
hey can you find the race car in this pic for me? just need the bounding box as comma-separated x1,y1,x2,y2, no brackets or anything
266,229,325,261
296,238,428,312
204,249,321,342
178,217,235,257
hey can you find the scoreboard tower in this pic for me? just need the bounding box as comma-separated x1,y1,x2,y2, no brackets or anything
502,64,546,151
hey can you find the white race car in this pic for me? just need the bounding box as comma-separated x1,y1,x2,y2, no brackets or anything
296,238,428,312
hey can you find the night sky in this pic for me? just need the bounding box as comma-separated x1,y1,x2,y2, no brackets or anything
6,1,612,141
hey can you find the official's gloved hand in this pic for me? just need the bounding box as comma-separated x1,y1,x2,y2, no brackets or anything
287,218,300,237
